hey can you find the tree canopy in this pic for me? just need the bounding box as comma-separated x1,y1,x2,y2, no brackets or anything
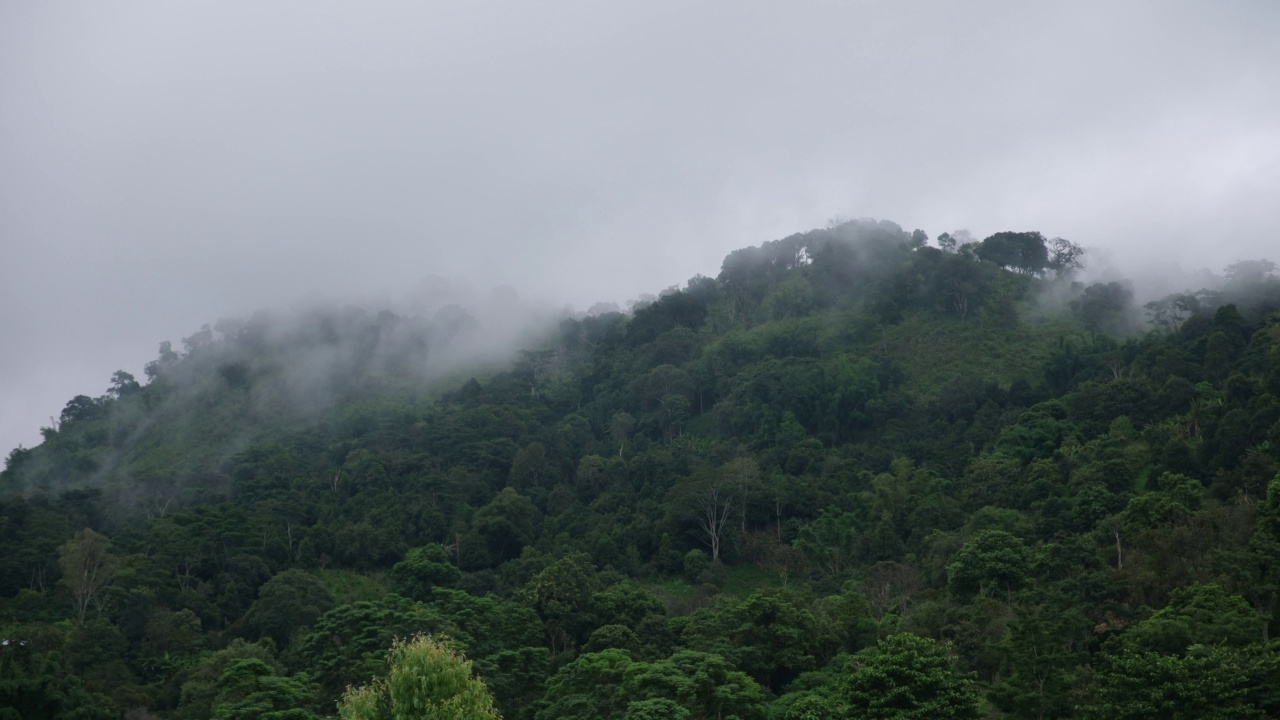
4,218,1280,718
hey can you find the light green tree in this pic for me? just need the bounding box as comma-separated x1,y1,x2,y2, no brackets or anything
337,635,500,720
58,528,116,624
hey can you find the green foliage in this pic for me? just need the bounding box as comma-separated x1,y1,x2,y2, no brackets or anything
1081,646,1263,720
241,569,335,647
622,697,691,720
813,587,878,655
316,568,389,606
535,649,633,720
6,219,1280,719
622,650,765,720
0,629,116,720
1072,282,1134,334
584,624,644,655
722,591,819,690
947,530,1031,600
177,639,282,720
844,633,982,720
337,635,500,720
976,231,1050,276
994,402,1075,464
520,554,600,656
391,544,462,601
293,594,454,704
474,646,550,720
466,488,541,568
428,588,545,657
210,658,318,720
1122,583,1261,654
589,581,665,630
795,511,858,577
58,528,115,625
989,594,1089,720
536,648,766,720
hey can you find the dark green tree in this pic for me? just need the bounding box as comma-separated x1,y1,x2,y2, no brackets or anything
520,554,600,657
176,639,280,720
209,658,317,720
390,544,461,601
293,595,454,704
240,569,334,647
621,650,766,720
976,232,1049,276
535,649,633,720
844,633,982,720
1081,646,1263,720
724,592,818,691
947,530,1031,600
1122,583,1260,655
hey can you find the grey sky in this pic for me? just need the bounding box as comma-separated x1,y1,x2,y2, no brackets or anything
2,1,1278,456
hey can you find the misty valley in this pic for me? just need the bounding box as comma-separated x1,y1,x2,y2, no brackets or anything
5,219,1280,719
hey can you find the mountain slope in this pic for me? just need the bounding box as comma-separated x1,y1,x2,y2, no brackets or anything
3,219,1280,719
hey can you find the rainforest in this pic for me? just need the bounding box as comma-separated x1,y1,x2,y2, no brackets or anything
3,219,1280,720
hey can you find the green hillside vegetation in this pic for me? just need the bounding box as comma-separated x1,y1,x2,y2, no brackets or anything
3,219,1280,719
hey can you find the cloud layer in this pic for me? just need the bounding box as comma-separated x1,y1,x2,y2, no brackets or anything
3,0,1278,455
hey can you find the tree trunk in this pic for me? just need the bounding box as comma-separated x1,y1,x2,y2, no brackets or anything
695,484,734,562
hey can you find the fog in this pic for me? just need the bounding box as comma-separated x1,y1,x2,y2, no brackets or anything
3,1,1279,456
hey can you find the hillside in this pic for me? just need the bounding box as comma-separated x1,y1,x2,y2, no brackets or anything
3,219,1280,719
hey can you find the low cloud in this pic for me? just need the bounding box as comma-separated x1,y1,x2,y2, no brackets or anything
3,0,1278,455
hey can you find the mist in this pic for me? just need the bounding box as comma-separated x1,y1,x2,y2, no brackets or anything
3,1,1279,456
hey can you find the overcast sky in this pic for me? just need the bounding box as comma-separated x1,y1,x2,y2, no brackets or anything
2,1,1279,457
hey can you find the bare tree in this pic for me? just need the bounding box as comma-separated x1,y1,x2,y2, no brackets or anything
862,561,922,621
609,412,635,457
948,279,971,321
59,528,116,624
1106,353,1134,380
694,478,735,562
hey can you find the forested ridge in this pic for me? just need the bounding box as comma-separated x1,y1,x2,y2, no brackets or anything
4,218,1280,719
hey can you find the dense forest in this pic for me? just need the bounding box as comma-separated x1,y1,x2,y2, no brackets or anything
3,219,1280,719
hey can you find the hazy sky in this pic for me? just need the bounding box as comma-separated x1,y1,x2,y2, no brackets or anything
2,1,1279,457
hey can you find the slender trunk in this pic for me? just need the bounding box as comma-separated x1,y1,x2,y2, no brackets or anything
696,485,734,563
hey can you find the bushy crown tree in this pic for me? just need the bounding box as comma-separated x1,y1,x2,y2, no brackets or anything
337,635,500,720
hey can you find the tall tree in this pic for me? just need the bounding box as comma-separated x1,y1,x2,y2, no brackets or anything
338,635,500,720
1046,237,1085,277
58,528,115,624
610,412,636,457
693,476,735,563
521,554,600,657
